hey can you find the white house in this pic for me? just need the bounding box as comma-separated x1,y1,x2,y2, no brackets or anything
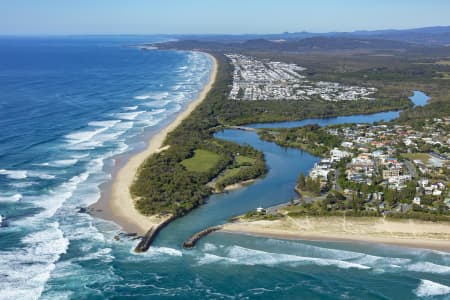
330,148,352,162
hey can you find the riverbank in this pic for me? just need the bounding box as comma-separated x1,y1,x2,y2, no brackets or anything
222,179,258,192
92,53,218,235
209,178,258,194
221,216,450,252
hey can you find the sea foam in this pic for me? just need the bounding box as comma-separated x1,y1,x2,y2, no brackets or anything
406,262,450,274
0,223,69,300
264,238,410,268
415,279,450,297
88,120,121,128
0,169,55,180
151,91,170,100
74,247,114,263
38,159,78,168
123,106,138,111
64,124,116,150
197,253,238,265
133,95,151,100
27,171,56,180
198,245,371,270
65,127,109,145
115,111,145,120
0,193,22,203
134,91,170,101
128,246,183,261
14,172,90,226
0,43,215,299
0,169,28,180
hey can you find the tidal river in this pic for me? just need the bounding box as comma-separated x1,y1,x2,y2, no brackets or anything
134,91,450,300
156,91,429,247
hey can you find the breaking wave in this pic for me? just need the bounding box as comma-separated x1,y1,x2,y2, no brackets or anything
0,223,69,300
414,279,450,297
0,47,215,299
197,245,371,270
0,169,55,180
0,169,28,180
0,193,22,203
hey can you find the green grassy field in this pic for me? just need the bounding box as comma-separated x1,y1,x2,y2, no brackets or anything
214,155,256,188
181,149,221,173
235,155,256,165
217,168,242,182
402,152,431,164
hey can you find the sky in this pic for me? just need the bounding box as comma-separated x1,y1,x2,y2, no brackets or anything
1,0,450,35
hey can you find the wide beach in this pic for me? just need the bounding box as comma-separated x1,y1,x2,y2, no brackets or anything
222,216,450,252
93,53,218,235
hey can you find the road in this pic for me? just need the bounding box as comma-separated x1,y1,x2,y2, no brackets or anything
404,159,417,179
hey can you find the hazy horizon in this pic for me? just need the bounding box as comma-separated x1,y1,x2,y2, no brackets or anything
1,0,450,35
1,24,450,38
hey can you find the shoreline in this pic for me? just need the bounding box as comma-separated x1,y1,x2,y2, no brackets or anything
221,217,450,252
210,179,258,194
222,179,257,192
92,53,218,235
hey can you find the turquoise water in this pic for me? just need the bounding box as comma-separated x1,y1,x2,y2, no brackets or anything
0,37,214,299
0,37,447,299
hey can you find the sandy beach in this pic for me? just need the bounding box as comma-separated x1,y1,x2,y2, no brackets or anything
209,179,258,194
93,53,217,235
221,216,450,252
222,179,257,192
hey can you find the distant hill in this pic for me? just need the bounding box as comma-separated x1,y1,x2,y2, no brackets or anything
240,37,415,51
168,26,450,46
341,26,450,45
156,36,430,54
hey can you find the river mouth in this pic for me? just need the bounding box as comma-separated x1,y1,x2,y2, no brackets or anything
54,90,447,299
154,91,430,248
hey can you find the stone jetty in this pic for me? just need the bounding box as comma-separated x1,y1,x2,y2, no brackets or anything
183,226,223,249
134,216,176,252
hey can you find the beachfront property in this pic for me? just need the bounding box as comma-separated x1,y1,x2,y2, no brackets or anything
226,54,377,101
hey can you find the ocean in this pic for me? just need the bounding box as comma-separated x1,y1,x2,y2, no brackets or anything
0,37,449,300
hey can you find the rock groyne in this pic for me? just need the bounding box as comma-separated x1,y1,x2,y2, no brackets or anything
183,226,223,249
134,216,175,252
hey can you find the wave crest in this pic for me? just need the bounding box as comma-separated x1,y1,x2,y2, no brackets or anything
415,279,450,297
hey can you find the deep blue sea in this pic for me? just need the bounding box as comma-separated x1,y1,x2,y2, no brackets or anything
0,38,448,300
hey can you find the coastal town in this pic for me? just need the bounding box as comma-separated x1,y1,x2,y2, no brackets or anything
226,54,377,101
4,2,450,299
296,117,450,218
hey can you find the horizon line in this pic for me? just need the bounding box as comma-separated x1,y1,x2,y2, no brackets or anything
1,24,450,37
